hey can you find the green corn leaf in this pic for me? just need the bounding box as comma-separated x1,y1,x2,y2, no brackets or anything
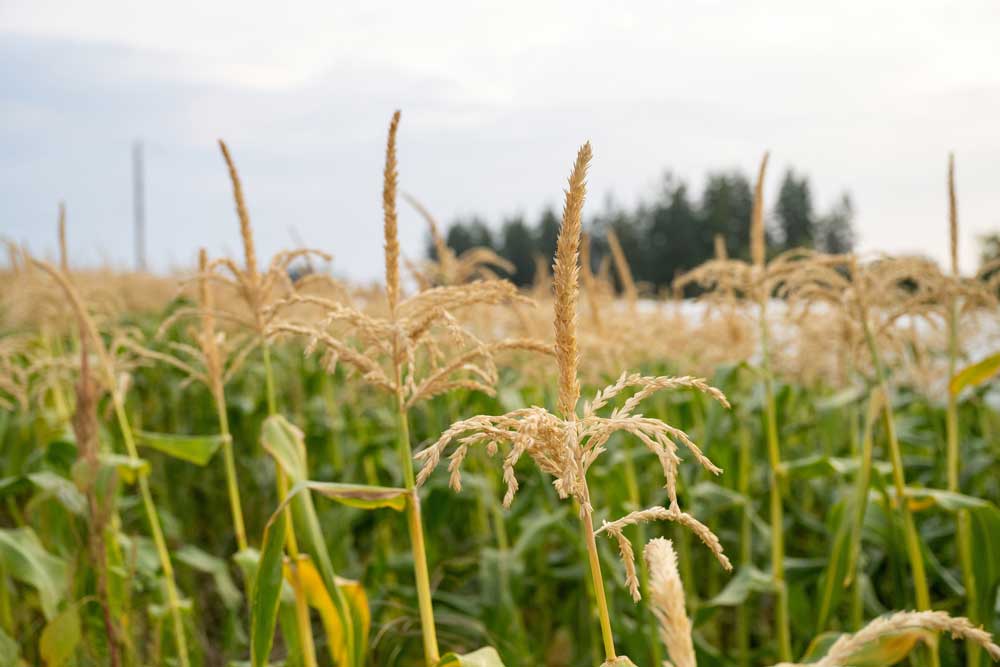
26,472,87,516
257,413,364,666
949,351,1000,395
250,507,287,667
817,388,883,632
894,488,1000,628
38,603,81,667
135,430,226,466
705,565,775,607
0,473,88,517
0,527,68,620
175,544,242,609
435,647,507,666
260,415,308,480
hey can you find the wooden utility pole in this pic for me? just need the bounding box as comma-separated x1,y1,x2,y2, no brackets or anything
132,141,147,271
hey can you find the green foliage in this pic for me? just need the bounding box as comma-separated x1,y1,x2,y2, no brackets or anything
1,311,997,666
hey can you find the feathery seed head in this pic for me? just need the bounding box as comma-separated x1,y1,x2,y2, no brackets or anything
713,233,727,261
218,140,258,283
751,151,770,269
58,202,68,273
554,141,591,419
384,110,402,313
948,153,958,276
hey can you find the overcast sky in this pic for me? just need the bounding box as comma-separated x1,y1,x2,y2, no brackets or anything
3,1,999,280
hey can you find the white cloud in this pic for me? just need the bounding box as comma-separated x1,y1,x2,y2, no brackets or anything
2,0,999,277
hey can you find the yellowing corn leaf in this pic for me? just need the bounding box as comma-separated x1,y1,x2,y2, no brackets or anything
93,454,150,484
283,555,370,667
949,351,1000,395
906,497,936,512
39,604,80,666
840,628,934,666
306,482,408,512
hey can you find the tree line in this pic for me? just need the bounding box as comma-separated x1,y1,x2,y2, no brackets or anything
428,168,856,293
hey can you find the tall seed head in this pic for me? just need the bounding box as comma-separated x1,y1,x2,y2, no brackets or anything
713,233,727,261
383,110,402,313
58,202,68,273
218,140,258,283
198,248,222,389
948,153,958,276
751,151,770,268
606,228,637,306
553,142,591,419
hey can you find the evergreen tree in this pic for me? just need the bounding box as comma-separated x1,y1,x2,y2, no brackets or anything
700,172,753,260
500,216,536,286
815,194,856,253
775,170,815,251
535,207,560,269
435,163,856,294
445,216,495,256
647,177,700,287
593,200,644,291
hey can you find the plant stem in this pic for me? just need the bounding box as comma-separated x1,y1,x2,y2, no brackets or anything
946,299,979,667
736,423,753,667
862,322,939,667
214,389,248,553
110,392,190,667
759,300,792,663
396,398,441,665
262,344,278,416
320,373,344,473
581,506,617,662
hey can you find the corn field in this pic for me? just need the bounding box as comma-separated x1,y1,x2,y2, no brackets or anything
1,114,999,667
